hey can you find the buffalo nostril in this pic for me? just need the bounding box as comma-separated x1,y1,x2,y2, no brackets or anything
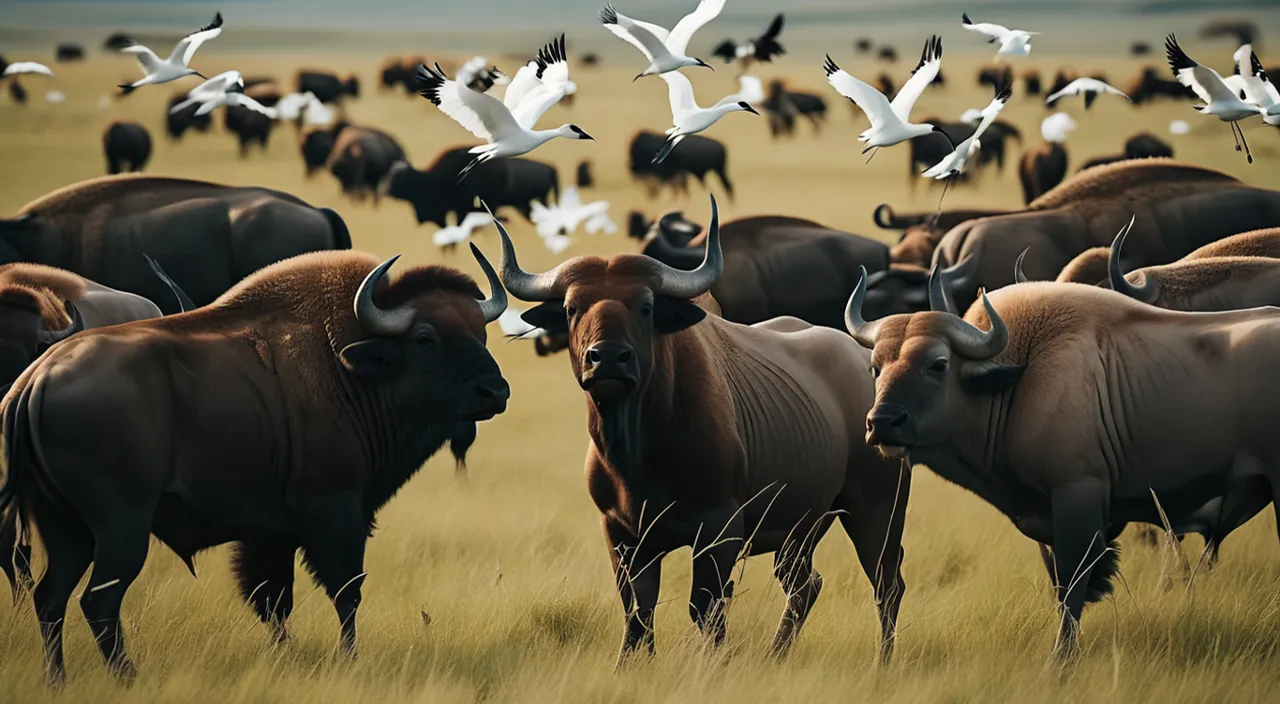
889,413,908,429
617,350,632,364
587,350,602,364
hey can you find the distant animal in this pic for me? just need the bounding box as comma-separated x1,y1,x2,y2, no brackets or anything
873,203,1012,268
874,73,897,101
386,147,560,228
296,69,360,104
877,46,898,62
855,38,873,54
1124,131,1174,158
1043,70,1077,107
1020,68,1042,96
1044,77,1131,109
576,160,594,189
0,248,510,685
165,91,213,140
102,121,152,174
628,130,734,199
324,126,407,204
497,198,909,667
223,102,275,158
933,160,1280,310
581,53,600,67
103,33,135,52
762,80,826,137
298,122,345,176
1018,142,1069,204
1198,18,1258,46
977,65,1013,91
961,12,1040,58
8,80,27,106
1131,41,1151,57
379,55,405,89
0,175,353,311
711,12,786,68
1126,65,1193,104
118,13,223,95
54,44,84,62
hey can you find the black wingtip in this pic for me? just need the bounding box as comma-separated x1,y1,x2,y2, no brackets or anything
961,12,972,25
118,83,136,96
1252,50,1269,83
202,11,224,33
600,4,618,25
415,63,445,105
1165,33,1194,74
823,54,839,76
996,78,1012,103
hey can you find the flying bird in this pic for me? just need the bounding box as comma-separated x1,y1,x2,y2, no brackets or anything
961,13,1039,59
169,70,244,114
457,57,509,93
711,13,786,68
923,80,1012,179
2,62,55,79
652,70,759,164
433,211,498,250
824,35,951,153
1166,33,1265,162
600,0,724,80
418,34,592,182
119,12,223,95
497,306,547,339
1043,77,1131,109
1238,51,1280,126
722,74,765,106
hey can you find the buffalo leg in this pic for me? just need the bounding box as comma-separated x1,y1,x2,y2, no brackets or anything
1049,481,1108,662
838,465,910,665
232,540,297,644
768,518,830,656
80,520,151,683
1,512,34,599
687,507,743,647
32,505,93,686
301,494,367,658
603,517,662,668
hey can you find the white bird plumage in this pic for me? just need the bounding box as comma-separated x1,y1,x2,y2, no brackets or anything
722,75,765,107
824,35,949,152
1236,48,1280,127
169,70,244,114
1043,77,1131,109
531,187,612,237
1166,33,1265,162
599,1,724,79
3,62,55,78
497,307,547,339
651,70,759,163
418,34,593,182
433,211,497,249
119,12,223,94
923,81,1012,179
961,13,1039,59
1040,112,1077,143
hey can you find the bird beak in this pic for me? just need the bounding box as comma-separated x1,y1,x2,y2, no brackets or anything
699,60,715,71
195,71,208,79
581,131,596,141
743,105,760,116
632,73,644,83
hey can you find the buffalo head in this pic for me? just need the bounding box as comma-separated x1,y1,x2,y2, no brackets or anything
387,161,450,228
341,245,510,422
863,254,977,320
0,283,83,389
845,264,1023,458
498,195,722,403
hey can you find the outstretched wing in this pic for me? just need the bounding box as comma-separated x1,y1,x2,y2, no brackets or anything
1166,33,1237,104
503,62,541,111
186,70,242,99
510,34,574,129
890,35,942,120
1,62,55,78
666,0,727,56
1244,50,1280,108
229,93,279,119
170,12,224,66
961,13,1012,44
122,44,163,73
601,4,670,62
970,80,1012,144
760,13,785,42
660,69,699,120
418,63,523,143
824,55,896,128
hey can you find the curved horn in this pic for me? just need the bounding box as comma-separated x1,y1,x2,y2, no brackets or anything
844,266,885,349
927,262,959,315
469,243,508,324
37,300,84,347
1108,215,1156,302
650,194,723,300
874,203,929,229
643,224,705,270
492,201,569,302
353,255,416,336
945,290,1009,360
1013,247,1030,284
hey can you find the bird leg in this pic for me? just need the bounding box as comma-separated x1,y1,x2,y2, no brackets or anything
1236,123,1254,164
864,147,880,164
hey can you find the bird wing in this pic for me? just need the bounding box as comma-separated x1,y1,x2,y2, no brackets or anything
460,211,495,232
890,35,942,120
1244,51,1279,109
970,81,1012,143
1166,34,1237,104
498,307,543,337
503,62,542,111
601,5,670,62
666,0,727,55
2,62,54,78
229,93,279,119
922,147,964,178
122,45,163,73
193,95,223,116
456,56,488,87
824,55,896,128
510,34,574,128
170,12,224,66
961,14,1012,44
418,63,523,143
660,69,699,120
186,70,242,98
760,13,785,41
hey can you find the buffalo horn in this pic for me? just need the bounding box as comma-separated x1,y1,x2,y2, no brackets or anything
651,194,723,299
469,243,508,324
1107,215,1157,302
37,300,84,347
354,255,416,336
927,262,960,315
1013,248,1030,284
844,265,884,348
494,203,570,302
944,290,1010,360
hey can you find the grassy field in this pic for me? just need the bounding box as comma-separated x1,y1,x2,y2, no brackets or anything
2,38,1280,703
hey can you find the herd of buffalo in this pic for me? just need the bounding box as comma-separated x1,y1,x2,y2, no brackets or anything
5,34,1280,687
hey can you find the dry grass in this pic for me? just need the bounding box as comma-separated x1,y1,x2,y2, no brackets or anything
2,41,1280,703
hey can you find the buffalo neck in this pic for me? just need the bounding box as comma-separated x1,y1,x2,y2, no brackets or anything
910,387,1023,517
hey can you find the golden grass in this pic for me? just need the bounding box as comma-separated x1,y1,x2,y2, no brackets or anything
2,45,1280,703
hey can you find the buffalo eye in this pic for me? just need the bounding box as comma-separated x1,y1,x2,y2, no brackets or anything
927,358,949,375
565,304,578,319
639,303,653,317
870,364,880,379
415,331,439,347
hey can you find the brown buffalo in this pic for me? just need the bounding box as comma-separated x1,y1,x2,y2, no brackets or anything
1018,142,1068,205
0,175,352,312
933,160,1280,310
0,246,510,684
498,197,908,665
324,126,407,204
102,121,152,174
1183,228,1280,260
873,203,1013,268
845,269,1280,660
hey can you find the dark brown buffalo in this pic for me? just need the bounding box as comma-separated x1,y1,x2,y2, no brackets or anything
299,122,345,176
0,175,352,312
8,80,27,106
1044,70,1078,108
934,161,1280,310
1127,65,1192,104
873,204,1012,268
845,269,1280,660
224,99,275,158
166,91,213,140
1018,142,1068,205
388,147,560,228
978,65,1013,91
0,247,510,684
1077,132,1174,173
102,121,152,174
498,197,908,665
324,126,407,204
1020,68,1042,96
908,119,1020,189
296,69,360,103
55,44,84,62
640,214,890,328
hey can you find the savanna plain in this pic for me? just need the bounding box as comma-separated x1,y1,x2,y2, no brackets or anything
3,33,1280,704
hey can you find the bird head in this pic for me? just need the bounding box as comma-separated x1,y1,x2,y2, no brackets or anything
737,101,760,116
693,58,715,71
562,124,595,141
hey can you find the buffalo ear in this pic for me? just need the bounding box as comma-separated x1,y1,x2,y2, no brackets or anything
654,297,707,334
339,338,405,378
960,360,1024,393
521,301,569,334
